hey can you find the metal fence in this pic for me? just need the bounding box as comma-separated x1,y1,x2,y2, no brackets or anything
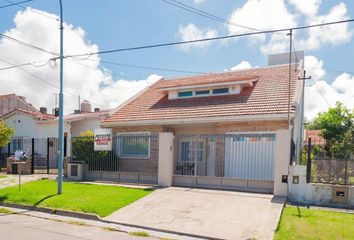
71,133,159,174
0,137,66,174
173,132,276,181
303,137,354,185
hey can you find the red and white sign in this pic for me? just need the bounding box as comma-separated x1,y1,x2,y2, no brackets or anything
94,129,112,151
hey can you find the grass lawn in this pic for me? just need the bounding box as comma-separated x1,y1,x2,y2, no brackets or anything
274,206,354,240
0,179,153,217
0,175,6,179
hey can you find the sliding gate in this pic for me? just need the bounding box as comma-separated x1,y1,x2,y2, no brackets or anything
173,132,276,193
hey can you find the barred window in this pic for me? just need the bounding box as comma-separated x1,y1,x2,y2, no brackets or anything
116,133,150,158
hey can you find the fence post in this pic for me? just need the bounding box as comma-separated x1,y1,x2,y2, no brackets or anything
306,137,312,183
158,132,174,187
344,152,348,185
7,142,10,157
31,138,35,174
64,136,67,157
47,138,50,174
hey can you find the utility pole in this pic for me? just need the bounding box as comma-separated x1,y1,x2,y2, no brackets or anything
287,29,293,128
298,70,311,162
78,95,80,112
57,0,64,195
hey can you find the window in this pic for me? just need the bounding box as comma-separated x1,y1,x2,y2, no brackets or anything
178,91,193,97
117,133,150,158
179,141,204,162
195,90,210,95
212,88,229,94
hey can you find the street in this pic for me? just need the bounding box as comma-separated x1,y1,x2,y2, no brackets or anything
0,212,155,240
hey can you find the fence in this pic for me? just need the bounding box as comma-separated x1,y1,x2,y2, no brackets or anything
0,137,67,174
71,133,159,175
303,137,354,185
173,133,276,182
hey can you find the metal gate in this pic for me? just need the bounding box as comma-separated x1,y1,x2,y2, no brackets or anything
173,132,276,193
33,138,58,174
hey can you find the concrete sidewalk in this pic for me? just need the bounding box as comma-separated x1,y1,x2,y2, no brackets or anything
0,174,54,189
105,187,286,240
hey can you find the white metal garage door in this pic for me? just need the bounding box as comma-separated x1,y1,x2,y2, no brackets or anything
224,132,275,181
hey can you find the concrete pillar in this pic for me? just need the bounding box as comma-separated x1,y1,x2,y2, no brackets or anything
274,129,291,197
158,132,174,187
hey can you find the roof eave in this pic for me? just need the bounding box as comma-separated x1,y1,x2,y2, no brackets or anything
101,113,294,128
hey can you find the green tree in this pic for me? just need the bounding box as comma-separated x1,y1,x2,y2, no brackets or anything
0,120,14,147
308,102,354,157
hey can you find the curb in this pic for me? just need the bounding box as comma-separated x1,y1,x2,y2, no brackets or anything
0,202,220,240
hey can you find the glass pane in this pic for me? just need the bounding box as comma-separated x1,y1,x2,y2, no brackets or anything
195,90,210,95
178,91,193,97
181,142,191,161
122,136,149,156
212,88,229,94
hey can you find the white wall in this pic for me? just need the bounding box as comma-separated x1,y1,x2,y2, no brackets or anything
70,118,102,136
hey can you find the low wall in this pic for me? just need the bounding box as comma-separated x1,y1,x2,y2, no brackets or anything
288,165,354,208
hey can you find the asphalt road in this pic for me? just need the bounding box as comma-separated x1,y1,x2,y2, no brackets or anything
0,212,153,240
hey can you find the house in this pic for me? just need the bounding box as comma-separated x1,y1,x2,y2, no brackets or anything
0,99,109,169
0,94,38,116
100,61,304,193
65,101,110,136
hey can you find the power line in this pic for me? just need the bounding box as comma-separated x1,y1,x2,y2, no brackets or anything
5,0,59,21
311,78,331,107
1,18,353,71
84,58,205,75
161,0,262,32
60,19,354,59
0,0,32,9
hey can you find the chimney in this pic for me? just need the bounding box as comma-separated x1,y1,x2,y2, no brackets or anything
80,100,91,113
39,107,47,114
74,109,80,114
94,108,100,112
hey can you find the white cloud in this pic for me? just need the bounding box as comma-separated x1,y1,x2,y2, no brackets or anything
304,56,354,120
229,61,252,71
178,23,217,51
226,0,353,55
289,0,321,17
298,2,353,51
193,0,206,4
304,55,325,80
228,0,297,40
0,8,162,114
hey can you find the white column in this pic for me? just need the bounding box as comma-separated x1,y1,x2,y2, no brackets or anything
274,129,291,197
158,132,174,187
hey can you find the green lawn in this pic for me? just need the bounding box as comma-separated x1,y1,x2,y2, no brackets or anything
0,179,153,217
0,175,6,179
274,206,354,240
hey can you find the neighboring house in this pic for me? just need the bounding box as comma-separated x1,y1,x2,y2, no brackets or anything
101,62,304,192
65,109,110,136
0,94,38,116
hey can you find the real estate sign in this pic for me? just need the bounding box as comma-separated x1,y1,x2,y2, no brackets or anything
94,128,112,151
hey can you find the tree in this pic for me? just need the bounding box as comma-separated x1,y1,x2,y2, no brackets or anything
308,102,354,157
0,120,14,147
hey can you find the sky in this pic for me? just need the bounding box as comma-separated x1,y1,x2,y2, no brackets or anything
0,0,353,120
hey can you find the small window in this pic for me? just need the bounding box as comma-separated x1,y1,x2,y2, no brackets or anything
178,91,193,97
212,88,229,94
195,90,210,95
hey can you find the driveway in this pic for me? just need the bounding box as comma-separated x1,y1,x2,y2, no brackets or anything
105,187,286,240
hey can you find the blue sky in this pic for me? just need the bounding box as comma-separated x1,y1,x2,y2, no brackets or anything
0,0,353,118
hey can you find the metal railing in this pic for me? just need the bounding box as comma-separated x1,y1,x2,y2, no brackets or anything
71,133,159,174
303,137,354,185
173,132,276,181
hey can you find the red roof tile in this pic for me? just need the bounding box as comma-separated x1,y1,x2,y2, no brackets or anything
104,64,299,124
65,110,110,121
1,108,56,120
305,130,326,145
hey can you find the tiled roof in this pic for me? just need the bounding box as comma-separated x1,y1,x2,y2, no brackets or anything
1,108,56,120
104,64,299,124
65,110,110,122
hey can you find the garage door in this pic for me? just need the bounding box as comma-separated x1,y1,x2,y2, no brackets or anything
224,133,275,181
